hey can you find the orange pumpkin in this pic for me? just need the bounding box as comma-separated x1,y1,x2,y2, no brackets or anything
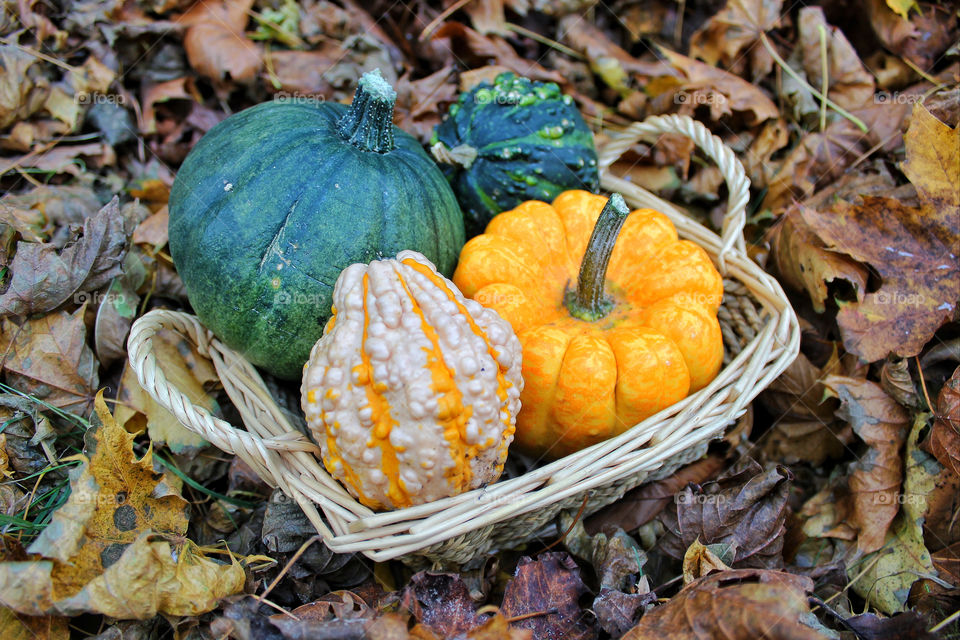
453,191,724,459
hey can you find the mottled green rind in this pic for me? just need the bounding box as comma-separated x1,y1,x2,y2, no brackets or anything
169,100,465,379
432,73,599,235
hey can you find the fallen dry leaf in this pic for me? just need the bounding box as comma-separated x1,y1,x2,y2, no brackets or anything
659,459,792,568
762,118,869,212
798,8,875,111
131,206,169,250
927,365,960,476
655,47,779,125
178,0,262,83
689,0,783,80
825,376,910,553
881,357,921,409
432,23,564,85
902,102,960,216
845,611,938,640
850,414,936,613
867,0,958,70
402,572,481,637
682,538,734,584
767,206,868,314
0,608,69,640
0,197,127,318
501,552,596,640
758,348,854,465
0,393,244,618
0,538,69,640
0,45,49,129
394,66,459,144
584,457,724,537
622,569,830,640
800,196,958,362
0,307,98,416
558,16,671,96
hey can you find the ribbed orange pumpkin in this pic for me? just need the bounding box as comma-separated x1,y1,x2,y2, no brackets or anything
453,191,723,459
301,250,523,510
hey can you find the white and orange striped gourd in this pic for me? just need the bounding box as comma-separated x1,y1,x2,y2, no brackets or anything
301,250,523,510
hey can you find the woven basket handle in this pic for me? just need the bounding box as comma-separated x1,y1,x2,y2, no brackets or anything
126,309,319,487
596,114,749,273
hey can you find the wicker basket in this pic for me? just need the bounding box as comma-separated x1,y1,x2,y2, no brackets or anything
127,114,800,566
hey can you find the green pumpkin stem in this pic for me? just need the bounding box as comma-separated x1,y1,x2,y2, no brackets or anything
565,193,630,322
337,69,396,153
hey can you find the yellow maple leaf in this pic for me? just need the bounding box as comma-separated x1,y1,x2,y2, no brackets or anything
0,392,246,618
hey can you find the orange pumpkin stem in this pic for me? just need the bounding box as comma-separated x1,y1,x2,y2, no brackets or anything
566,193,630,321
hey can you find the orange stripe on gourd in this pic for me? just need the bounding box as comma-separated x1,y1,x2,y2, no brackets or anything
403,258,516,472
393,267,474,494
359,274,410,509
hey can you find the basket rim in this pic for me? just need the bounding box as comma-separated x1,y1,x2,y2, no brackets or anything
126,114,801,562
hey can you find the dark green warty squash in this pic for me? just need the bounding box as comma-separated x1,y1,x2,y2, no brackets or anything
169,70,466,379
430,72,599,235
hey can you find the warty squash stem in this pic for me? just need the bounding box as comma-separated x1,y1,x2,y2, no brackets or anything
337,69,396,153
566,193,630,322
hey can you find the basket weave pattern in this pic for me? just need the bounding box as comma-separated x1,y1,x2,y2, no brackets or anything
127,114,800,565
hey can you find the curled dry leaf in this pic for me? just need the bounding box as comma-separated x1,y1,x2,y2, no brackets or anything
659,459,792,569
825,376,910,553
689,0,783,80
0,196,128,318
655,47,779,125
622,569,830,640
928,365,960,476
881,357,921,409
501,552,596,640
585,456,725,535
0,394,245,618
682,538,734,584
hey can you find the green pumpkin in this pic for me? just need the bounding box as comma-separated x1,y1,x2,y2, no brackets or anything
169,70,466,379
430,72,599,235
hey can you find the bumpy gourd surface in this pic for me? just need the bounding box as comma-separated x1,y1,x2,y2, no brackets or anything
169,101,464,379
301,251,523,510
432,73,599,234
453,191,724,459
